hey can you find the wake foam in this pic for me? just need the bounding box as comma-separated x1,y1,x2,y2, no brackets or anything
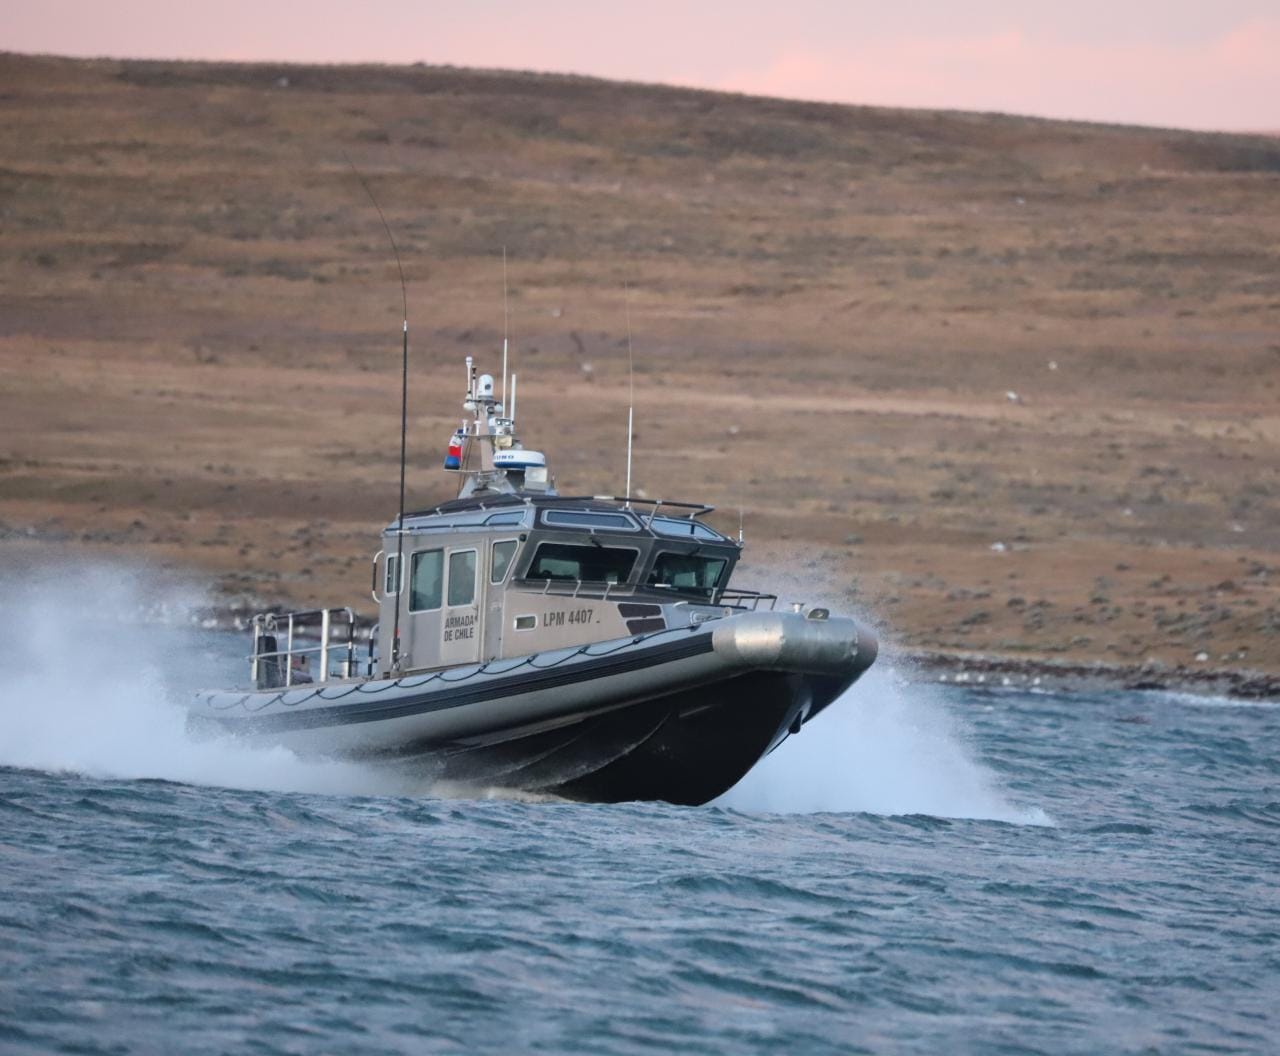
718,664,1052,825
0,560,1051,821
717,560,1049,823
0,562,403,797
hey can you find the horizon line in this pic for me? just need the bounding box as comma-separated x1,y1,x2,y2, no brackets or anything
5,48,1276,140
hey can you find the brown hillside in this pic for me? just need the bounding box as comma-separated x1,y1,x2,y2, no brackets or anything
2,52,1278,676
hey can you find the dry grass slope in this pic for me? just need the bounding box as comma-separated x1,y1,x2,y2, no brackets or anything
2,52,1278,676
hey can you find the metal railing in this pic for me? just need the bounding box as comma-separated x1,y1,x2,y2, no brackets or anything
715,588,779,612
590,496,715,520
250,608,360,689
523,577,642,600
513,578,777,610
366,621,379,678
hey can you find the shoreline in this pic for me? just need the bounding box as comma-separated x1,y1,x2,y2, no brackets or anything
188,602,1280,703
891,648,1280,702
3,55,1278,709
4,542,1276,702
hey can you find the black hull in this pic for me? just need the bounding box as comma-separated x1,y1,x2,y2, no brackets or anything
397,670,853,806
194,612,877,806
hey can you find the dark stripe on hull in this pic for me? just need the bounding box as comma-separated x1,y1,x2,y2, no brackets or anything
617,602,662,618
435,668,857,806
196,632,716,737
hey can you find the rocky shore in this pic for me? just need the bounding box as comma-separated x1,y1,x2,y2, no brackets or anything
183,599,1280,702
894,649,1280,702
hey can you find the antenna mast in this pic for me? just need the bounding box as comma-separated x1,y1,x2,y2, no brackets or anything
501,246,509,415
624,282,635,506
346,154,411,672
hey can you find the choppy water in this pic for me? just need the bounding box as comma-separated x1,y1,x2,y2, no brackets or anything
2,570,1278,1054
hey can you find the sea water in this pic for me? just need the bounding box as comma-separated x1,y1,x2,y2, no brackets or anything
1,570,1277,1054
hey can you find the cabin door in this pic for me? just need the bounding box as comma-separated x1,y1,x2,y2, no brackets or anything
484,537,520,660
401,547,444,672
440,546,482,666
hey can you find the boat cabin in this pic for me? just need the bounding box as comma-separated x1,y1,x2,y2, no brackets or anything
250,354,776,688
372,494,743,676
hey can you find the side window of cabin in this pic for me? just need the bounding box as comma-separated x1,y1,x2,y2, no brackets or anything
542,510,639,531
647,552,728,597
652,516,725,542
526,543,637,584
448,550,477,606
409,550,443,612
385,553,402,596
491,540,518,583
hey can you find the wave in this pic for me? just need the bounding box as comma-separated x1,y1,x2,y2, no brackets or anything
717,664,1052,825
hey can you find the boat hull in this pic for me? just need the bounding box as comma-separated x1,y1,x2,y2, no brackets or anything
190,612,877,805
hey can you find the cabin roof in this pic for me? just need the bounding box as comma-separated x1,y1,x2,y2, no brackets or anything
396,493,714,525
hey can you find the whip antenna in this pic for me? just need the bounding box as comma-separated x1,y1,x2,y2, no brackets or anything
345,153,410,672
624,282,635,506
501,246,509,415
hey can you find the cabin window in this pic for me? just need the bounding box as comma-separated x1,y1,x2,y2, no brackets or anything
526,543,637,584
485,511,525,526
647,553,728,598
409,550,443,612
448,549,477,606
514,615,536,631
651,517,725,542
491,540,519,583
385,553,403,596
542,509,639,532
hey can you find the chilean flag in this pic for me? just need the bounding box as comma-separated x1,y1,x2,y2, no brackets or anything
444,430,464,470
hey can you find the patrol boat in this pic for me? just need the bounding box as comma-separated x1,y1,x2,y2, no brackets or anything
191,358,877,805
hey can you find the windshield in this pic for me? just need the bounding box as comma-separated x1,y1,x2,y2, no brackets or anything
526,543,637,583
647,552,727,598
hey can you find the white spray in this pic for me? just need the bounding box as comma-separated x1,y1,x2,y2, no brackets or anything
716,557,1051,825
718,663,1051,824
0,562,404,796
0,560,1050,822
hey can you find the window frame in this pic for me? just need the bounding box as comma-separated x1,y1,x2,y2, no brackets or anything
523,541,641,584
491,539,519,584
650,516,727,542
645,550,730,598
408,548,444,613
541,509,641,533
384,552,403,596
447,548,478,607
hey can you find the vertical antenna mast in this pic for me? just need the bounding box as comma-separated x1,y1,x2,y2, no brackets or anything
501,246,509,416
346,154,410,672
624,282,635,505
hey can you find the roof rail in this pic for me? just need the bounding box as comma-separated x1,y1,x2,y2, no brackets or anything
588,496,715,519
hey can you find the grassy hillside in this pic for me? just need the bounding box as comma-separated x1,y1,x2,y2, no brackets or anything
2,52,1278,675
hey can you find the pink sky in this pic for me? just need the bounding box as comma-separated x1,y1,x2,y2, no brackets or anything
6,1,1278,132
